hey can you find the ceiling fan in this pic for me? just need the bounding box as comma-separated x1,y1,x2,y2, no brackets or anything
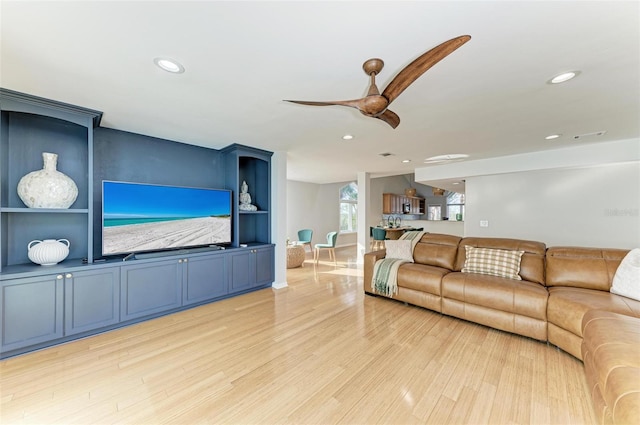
284,35,471,129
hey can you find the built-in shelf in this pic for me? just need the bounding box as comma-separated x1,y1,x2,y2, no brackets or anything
0,208,89,214
222,144,272,247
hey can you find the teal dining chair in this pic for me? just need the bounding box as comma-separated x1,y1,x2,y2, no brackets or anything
297,229,313,253
314,231,338,265
371,227,386,251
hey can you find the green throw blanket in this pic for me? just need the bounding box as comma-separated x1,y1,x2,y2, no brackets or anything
371,231,425,297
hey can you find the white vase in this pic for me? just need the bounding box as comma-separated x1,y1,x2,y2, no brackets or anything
27,239,70,266
17,152,78,209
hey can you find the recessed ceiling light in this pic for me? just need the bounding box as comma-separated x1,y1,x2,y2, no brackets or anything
545,134,561,140
342,134,354,140
424,153,469,164
548,71,579,84
452,182,460,185
154,57,185,74
402,159,411,163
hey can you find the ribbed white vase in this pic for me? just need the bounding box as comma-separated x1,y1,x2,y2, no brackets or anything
27,239,70,266
17,152,78,209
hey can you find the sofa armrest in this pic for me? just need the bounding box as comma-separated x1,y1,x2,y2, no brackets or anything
363,249,386,293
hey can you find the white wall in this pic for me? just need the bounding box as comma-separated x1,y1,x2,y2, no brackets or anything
414,139,640,249
271,151,288,288
465,162,640,249
286,180,356,248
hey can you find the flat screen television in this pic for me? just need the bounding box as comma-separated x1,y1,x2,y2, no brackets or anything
102,181,232,256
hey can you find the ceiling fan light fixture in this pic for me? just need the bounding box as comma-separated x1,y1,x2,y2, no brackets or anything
154,57,185,74
548,71,579,84
283,35,471,129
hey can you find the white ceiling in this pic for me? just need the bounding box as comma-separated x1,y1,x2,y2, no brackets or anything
2,1,639,185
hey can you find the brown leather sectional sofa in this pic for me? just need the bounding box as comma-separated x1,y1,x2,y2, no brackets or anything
363,233,640,425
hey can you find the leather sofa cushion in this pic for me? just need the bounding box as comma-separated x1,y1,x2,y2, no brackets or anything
546,247,628,291
413,233,461,270
454,237,546,284
442,298,548,341
548,286,640,337
548,323,583,360
398,263,449,295
581,310,640,425
442,272,548,320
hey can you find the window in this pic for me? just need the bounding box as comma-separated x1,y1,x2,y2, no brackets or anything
428,205,442,221
339,182,357,232
447,192,465,220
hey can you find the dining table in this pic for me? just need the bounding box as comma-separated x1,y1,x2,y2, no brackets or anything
379,226,413,240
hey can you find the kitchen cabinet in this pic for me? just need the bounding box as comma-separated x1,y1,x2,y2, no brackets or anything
383,193,425,215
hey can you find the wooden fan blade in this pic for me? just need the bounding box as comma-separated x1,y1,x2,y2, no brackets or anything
382,35,471,104
284,99,365,109
376,109,400,129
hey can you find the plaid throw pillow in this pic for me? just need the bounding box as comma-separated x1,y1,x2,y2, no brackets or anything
462,246,524,280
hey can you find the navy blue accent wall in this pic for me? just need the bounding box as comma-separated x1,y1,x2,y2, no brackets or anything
92,127,225,257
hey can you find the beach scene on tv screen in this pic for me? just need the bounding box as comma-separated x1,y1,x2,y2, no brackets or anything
103,182,231,255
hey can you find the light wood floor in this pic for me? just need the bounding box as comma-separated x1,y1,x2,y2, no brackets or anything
1,247,596,424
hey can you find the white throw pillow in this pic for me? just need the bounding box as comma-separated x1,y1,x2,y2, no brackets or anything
610,248,640,301
384,239,414,262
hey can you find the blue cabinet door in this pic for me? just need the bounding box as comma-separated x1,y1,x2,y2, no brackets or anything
1,274,64,352
254,246,274,287
183,254,227,305
64,267,120,336
228,250,253,293
227,245,274,293
120,260,182,321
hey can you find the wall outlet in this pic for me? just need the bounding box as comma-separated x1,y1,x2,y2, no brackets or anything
480,220,489,228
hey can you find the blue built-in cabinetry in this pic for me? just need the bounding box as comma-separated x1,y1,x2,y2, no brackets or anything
0,89,101,267
0,88,274,358
222,144,273,246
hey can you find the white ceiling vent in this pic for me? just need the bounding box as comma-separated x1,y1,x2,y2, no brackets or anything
573,131,606,140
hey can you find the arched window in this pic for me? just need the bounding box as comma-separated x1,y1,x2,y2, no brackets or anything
339,182,358,232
